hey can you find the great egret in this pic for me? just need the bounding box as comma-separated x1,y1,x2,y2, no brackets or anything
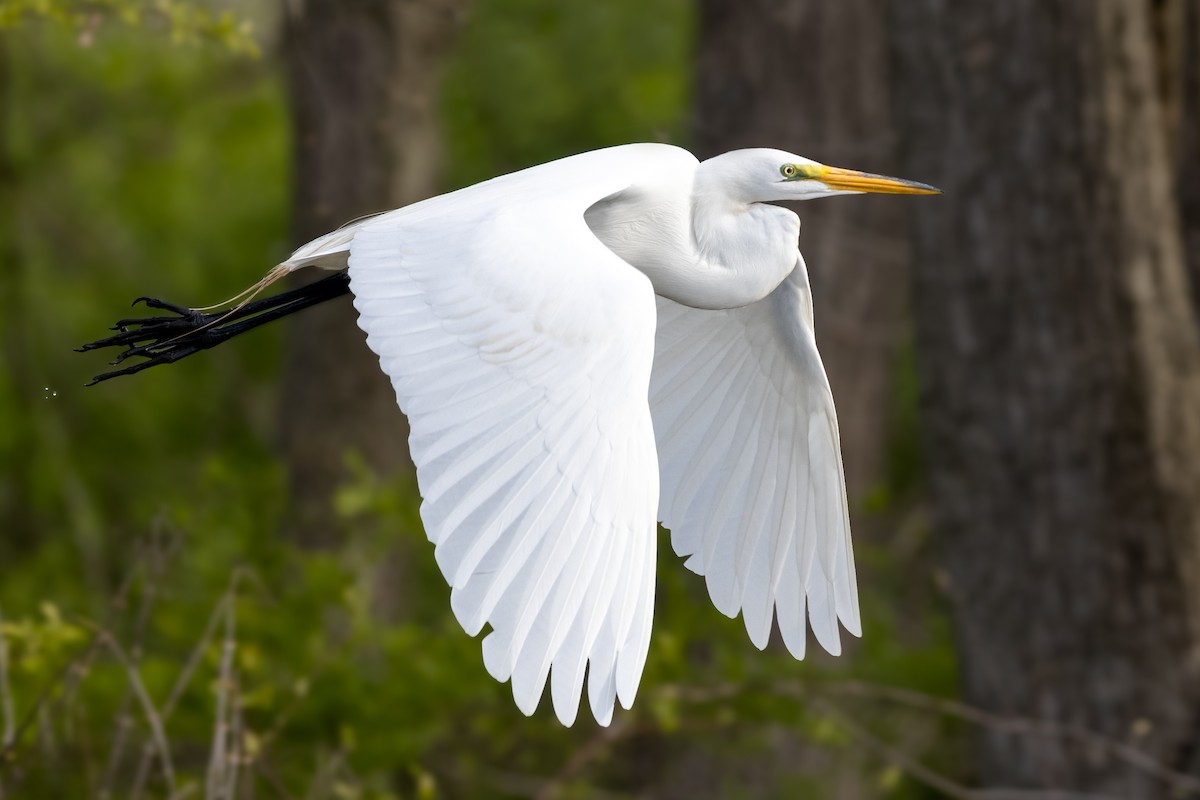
83,144,938,726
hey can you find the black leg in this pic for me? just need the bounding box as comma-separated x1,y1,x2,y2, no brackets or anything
80,269,352,385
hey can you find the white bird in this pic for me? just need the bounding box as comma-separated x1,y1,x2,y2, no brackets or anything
83,144,938,726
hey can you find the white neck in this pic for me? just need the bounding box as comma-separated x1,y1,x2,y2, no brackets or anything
585,163,800,310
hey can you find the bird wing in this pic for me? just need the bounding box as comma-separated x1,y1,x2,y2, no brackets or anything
346,145,694,726
649,257,861,658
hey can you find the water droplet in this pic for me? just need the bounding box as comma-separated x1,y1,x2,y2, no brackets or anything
43,386,58,400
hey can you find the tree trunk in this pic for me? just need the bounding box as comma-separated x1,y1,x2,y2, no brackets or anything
1175,0,1200,314
693,0,910,503
0,37,34,554
888,1,1200,793
280,0,463,547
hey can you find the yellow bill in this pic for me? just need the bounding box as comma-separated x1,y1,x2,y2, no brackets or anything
816,165,941,195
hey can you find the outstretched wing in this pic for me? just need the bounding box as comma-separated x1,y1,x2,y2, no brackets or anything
347,145,696,726
649,258,861,658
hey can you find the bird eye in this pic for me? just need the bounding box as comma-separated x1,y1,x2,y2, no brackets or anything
781,164,797,178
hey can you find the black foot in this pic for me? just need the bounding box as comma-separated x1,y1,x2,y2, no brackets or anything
79,302,256,384
80,270,352,385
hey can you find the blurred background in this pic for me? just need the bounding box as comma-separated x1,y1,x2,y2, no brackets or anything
2,0,1199,797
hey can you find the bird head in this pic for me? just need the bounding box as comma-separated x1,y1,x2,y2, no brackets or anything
700,148,940,204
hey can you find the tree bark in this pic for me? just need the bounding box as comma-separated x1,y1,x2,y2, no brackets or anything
888,1,1200,793
280,0,463,546
693,0,910,503
1175,0,1200,314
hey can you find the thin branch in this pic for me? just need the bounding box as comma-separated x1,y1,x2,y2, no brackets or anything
0,605,14,750
255,758,297,800
222,691,243,800
61,537,162,716
305,750,346,800
253,640,337,760
99,707,136,800
826,681,1200,796
0,530,180,787
816,699,972,799
79,624,176,797
36,703,57,768
0,632,101,770
132,568,247,797
534,717,638,800
166,571,247,719
102,531,176,799
814,699,1123,800
657,679,1194,800
206,597,238,800
128,740,156,800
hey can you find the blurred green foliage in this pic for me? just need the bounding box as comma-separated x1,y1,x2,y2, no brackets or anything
0,0,258,55
0,2,957,797
442,0,693,187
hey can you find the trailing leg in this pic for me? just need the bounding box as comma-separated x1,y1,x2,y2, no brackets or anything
80,269,352,385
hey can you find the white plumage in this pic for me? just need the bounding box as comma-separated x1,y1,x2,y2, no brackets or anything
651,272,859,658
279,143,938,725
